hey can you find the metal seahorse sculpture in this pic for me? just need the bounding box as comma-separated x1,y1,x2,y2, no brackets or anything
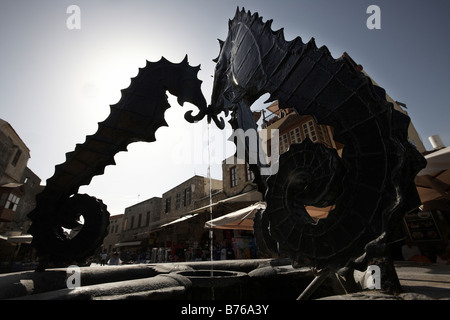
209,8,426,292
28,56,208,269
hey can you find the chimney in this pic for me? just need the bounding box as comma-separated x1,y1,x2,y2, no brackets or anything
428,135,445,150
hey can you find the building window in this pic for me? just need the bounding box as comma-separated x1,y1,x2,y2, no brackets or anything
11,149,22,167
290,127,302,144
0,194,8,208
295,127,302,142
290,130,296,144
0,193,20,211
130,216,135,229
279,133,289,154
246,163,255,181
146,211,150,226
184,187,191,206
230,167,237,187
317,125,332,147
302,123,308,138
123,218,128,231
303,121,317,142
165,197,171,214
309,121,317,141
138,213,142,228
175,192,181,209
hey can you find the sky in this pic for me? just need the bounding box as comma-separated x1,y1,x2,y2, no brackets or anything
1,0,449,216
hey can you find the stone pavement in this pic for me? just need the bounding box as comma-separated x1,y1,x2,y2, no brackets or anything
319,261,450,300
395,261,450,299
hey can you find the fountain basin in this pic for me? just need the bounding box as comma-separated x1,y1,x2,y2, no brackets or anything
175,269,248,299
175,270,248,287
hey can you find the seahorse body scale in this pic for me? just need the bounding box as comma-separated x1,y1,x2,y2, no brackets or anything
28,56,207,268
209,8,426,288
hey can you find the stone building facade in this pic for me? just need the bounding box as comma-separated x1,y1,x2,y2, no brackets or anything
153,175,224,260
8,167,42,234
0,118,42,265
0,119,31,186
102,214,123,255
160,175,222,224
222,157,256,197
116,196,162,259
261,101,343,159
103,171,264,262
0,119,42,231
156,170,262,261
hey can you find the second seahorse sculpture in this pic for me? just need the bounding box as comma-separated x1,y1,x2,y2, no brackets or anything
209,8,426,293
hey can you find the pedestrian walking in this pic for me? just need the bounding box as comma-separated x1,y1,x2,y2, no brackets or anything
100,251,108,266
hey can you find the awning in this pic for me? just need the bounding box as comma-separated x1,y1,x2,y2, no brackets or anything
6,234,32,243
204,202,266,230
418,146,450,175
159,214,198,228
185,189,262,216
0,183,25,197
415,147,450,205
204,201,332,230
114,241,141,247
0,183,23,189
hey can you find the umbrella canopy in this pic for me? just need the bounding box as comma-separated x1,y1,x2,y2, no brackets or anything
204,202,266,230
415,147,450,206
204,202,334,230
6,234,33,243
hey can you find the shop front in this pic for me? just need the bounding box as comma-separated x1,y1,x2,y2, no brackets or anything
411,146,450,263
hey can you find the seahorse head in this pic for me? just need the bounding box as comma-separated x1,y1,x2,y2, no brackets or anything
209,7,276,129
152,56,208,123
